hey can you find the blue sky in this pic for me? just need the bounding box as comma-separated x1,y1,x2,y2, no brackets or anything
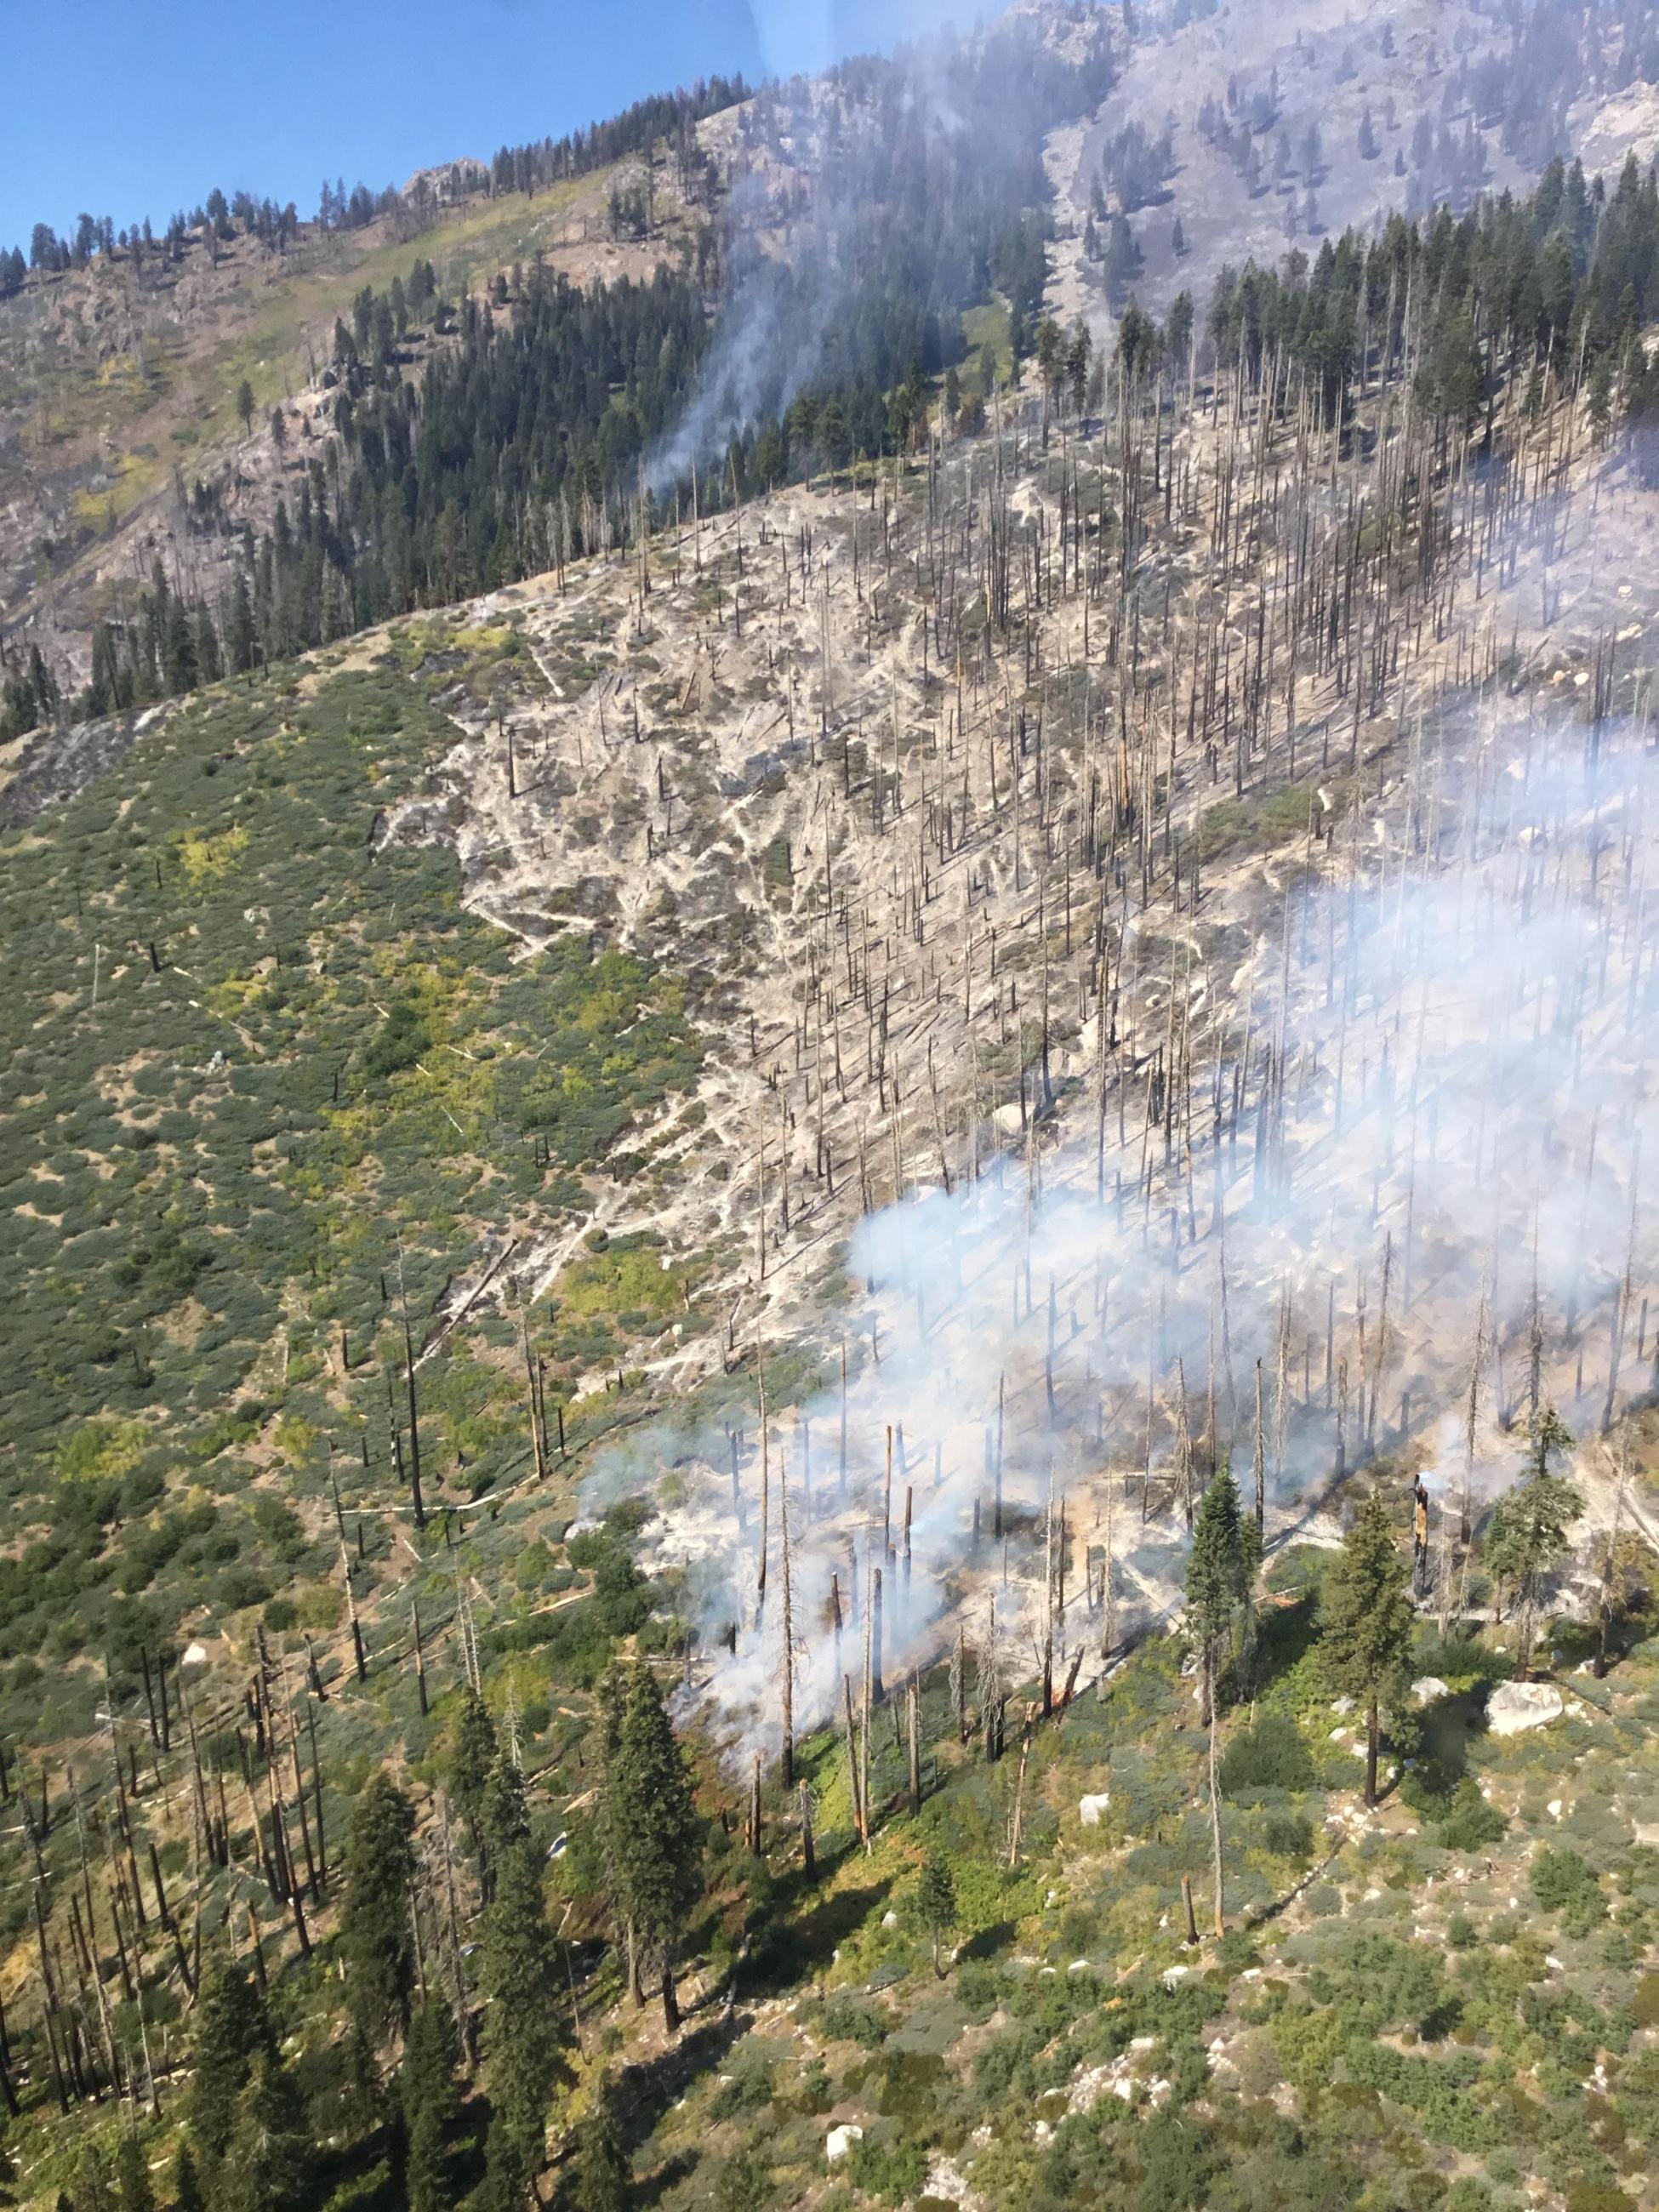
3,0,987,247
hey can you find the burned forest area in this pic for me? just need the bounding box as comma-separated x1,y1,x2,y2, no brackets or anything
16,1,1659,2209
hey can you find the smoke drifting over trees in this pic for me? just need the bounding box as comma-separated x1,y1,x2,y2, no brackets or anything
599,699,1659,1768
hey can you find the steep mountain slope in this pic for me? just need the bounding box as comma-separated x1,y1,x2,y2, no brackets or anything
8,8,1659,2211
0,143,710,682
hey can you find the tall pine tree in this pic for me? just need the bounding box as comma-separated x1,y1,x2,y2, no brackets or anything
1185,1466,1255,1936
1320,1489,1417,1808
187,1964,275,2179
213,2055,307,2212
400,1998,460,2212
1485,1406,1582,1679
570,2075,630,2212
340,1771,417,2050
478,1816,563,2205
602,1663,702,2031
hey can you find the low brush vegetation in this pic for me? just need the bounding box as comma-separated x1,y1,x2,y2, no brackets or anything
0,642,701,1743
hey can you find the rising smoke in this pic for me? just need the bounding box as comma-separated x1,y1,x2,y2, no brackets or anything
587,704,1659,1765
644,9,1112,495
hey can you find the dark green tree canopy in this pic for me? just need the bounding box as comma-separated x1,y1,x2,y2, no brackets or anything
339,1770,418,2046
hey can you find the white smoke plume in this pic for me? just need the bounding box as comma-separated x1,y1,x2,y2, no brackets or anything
644,8,1112,496
585,704,1659,1766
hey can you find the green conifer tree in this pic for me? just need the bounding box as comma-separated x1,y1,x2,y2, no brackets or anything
570,2075,630,2212
1320,1490,1417,1808
916,1853,958,1978
603,1663,702,2031
70,2149,111,2212
482,1750,530,1861
171,2146,206,2212
449,1691,499,1856
213,2055,307,2212
401,1999,460,2212
340,1770,417,2048
1485,1406,1582,1678
479,1831,563,2205
187,1964,274,2173
114,2133,155,2212
1185,1465,1254,1936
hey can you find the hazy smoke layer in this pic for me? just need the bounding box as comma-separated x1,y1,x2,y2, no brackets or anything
589,710,1658,1763
646,13,1114,494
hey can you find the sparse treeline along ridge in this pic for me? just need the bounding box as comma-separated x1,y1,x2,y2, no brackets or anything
0,75,750,291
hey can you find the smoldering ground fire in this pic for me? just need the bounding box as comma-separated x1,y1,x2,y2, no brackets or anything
586,705,1659,1772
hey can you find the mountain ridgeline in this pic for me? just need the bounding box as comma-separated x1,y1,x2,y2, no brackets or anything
24,146,1659,740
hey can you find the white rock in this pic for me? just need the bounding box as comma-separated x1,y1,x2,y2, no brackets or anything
1546,1954,1565,1972
1412,1676,1450,1705
924,2153,971,2208
1329,1726,1350,1742
1131,2034,1158,2050
1065,2061,1119,2115
1079,1793,1111,1827
1113,2077,1135,2101
182,1641,208,1666
881,1910,899,1929
1548,1799,1564,1821
1487,1681,1565,1736
1331,1696,1355,1715
826,2125,864,2163
1162,1964,1192,1990
1068,1958,1092,1975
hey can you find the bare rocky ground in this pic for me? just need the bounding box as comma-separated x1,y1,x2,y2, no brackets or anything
1042,0,1659,352
1045,0,1526,346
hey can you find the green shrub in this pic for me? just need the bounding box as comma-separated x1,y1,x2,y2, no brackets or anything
847,2134,927,2207
1400,1762,1505,1851
1531,1848,1608,1936
819,1998,887,2050
1220,1712,1316,1795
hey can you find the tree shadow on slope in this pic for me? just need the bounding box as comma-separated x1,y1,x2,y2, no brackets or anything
740,1863,896,1998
